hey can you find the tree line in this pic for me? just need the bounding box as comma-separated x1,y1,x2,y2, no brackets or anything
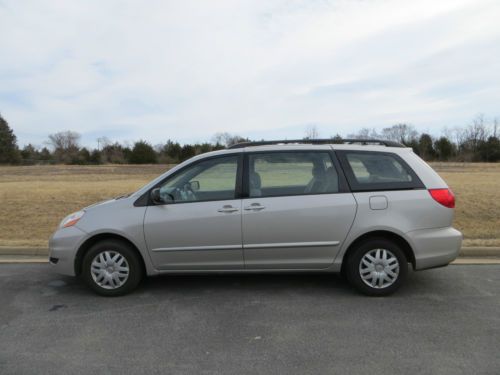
342,115,499,162
0,113,499,165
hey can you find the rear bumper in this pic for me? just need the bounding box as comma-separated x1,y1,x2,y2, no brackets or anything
48,226,87,276
406,227,462,270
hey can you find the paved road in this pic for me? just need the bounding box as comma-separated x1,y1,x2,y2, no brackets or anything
1,264,499,375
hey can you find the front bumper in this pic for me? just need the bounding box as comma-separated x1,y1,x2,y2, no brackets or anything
406,227,462,270
48,226,87,276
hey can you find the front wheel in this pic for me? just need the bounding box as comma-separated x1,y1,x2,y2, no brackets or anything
345,238,408,296
81,240,144,296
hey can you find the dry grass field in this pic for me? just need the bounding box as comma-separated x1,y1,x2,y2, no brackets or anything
431,162,500,247
0,165,172,247
0,163,499,248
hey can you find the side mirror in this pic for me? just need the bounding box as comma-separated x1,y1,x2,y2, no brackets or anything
189,180,200,191
150,188,164,205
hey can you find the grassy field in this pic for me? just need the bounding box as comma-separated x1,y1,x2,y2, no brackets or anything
431,162,500,247
0,165,171,247
0,163,499,247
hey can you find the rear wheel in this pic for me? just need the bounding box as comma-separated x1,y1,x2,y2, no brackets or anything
82,240,143,296
345,238,408,296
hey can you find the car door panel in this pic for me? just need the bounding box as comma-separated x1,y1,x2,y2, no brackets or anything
241,150,356,270
242,194,357,269
143,154,243,270
144,200,243,270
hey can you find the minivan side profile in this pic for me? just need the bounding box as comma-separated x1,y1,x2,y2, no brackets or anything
49,139,462,296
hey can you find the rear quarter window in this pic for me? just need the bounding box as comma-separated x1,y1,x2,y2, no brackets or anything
338,151,424,192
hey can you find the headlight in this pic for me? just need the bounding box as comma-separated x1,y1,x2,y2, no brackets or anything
60,210,85,228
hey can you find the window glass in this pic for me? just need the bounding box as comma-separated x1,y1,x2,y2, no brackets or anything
346,153,413,184
160,156,238,202
249,152,339,198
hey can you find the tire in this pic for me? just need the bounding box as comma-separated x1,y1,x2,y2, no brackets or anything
81,240,144,296
345,238,408,296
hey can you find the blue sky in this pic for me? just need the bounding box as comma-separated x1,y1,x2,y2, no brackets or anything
1,0,499,148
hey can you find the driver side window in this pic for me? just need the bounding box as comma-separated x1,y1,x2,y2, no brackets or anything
159,155,239,203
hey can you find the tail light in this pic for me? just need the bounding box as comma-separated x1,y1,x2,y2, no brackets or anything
429,188,455,208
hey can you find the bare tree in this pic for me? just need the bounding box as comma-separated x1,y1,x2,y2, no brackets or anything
48,131,80,150
47,131,81,163
212,132,230,146
96,136,110,151
381,124,418,145
347,127,380,139
212,132,246,147
304,125,319,139
443,126,463,148
458,114,490,158
467,114,489,148
493,118,499,138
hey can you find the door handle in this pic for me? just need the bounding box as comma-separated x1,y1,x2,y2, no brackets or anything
217,205,239,213
244,203,266,211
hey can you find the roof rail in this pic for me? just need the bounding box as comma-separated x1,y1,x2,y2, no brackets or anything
227,138,404,149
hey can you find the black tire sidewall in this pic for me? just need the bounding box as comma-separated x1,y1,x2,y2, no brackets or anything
81,240,143,296
346,238,408,296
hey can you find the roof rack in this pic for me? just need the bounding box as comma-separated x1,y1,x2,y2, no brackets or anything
228,138,404,149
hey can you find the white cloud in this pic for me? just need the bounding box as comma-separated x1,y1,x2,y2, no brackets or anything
1,0,499,147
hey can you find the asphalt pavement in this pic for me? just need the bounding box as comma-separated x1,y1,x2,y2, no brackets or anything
0,264,499,375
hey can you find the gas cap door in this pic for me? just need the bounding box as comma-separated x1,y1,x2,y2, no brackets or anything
369,195,388,210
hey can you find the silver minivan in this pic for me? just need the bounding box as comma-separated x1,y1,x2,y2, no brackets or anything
49,139,462,296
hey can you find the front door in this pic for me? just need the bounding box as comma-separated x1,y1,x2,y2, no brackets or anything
144,154,243,270
242,151,357,269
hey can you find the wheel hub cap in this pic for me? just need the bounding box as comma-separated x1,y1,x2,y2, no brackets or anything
91,251,129,290
359,248,399,289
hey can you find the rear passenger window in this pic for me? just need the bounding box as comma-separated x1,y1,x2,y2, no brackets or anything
347,153,412,183
248,152,339,198
339,151,424,191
